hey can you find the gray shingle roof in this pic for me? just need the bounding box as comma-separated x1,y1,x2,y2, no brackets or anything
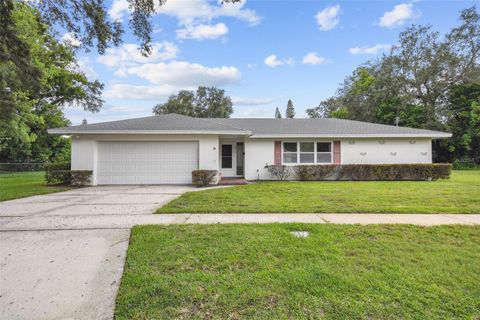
49,113,451,138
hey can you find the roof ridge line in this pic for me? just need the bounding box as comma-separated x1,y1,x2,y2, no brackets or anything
197,117,251,133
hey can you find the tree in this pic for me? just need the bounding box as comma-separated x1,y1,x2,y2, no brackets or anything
275,107,282,118
436,82,480,163
285,99,295,118
153,86,234,118
1,0,240,57
308,6,480,162
0,3,103,163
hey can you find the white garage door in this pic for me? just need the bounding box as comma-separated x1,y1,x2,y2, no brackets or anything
97,141,199,184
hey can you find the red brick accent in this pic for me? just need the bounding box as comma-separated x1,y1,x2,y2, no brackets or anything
274,141,282,165
333,141,341,164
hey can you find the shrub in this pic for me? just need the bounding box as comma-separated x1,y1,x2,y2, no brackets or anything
293,166,316,180
45,162,71,184
0,163,44,173
45,162,91,185
452,159,480,170
192,170,218,187
70,171,93,186
265,165,292,180
290,164,451,181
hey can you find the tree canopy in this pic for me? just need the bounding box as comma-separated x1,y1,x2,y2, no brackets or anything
285,100,295,118
307,6,480,163
275,107,282,118
153,87,234,118
0,3,103,163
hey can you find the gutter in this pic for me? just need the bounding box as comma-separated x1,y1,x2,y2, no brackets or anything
47,129,252,135
249,133,452,139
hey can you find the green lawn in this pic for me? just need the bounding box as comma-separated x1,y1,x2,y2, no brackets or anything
0,171,71,201
115,224,480,320
157,170,480,214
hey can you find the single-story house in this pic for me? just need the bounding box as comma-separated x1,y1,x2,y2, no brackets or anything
48,113,451,185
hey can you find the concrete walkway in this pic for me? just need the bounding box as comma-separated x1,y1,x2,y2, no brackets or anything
1,213,480,231
1,186,479,320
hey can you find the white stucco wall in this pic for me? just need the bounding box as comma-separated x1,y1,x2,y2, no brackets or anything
243,138,275,180
340,138,432,164
71,134,219,185
71,135,433,184
242,137,433,181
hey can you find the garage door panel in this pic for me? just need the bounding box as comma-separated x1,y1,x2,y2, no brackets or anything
97,141,198,185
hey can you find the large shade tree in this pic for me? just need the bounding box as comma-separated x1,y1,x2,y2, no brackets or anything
307,6,480,163
153,86,234,118
0,3,103,163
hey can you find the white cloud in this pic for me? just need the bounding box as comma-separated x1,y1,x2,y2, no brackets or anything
122,61,241,87
108,0,130,21
62,32,81,47
77,57,99,79
108,0,260,26
231,97,273,106
349,44,392,55
156,0,260,26
264,54,294,67
97,42,178,68
104,84,184,100
177,23,228,40
379,3,415,28
302,52,327,65
315,5,341,31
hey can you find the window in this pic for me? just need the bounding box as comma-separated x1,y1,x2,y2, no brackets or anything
300,142,314,163
221,144,233,168
283,142,297,163
317,142,332,163
282,142,332,164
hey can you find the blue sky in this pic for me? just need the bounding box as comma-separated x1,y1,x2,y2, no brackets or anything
65,0,476,124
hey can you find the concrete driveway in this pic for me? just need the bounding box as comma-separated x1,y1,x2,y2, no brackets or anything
0,185,195,320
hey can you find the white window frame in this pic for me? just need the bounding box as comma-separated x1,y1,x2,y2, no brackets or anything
281,141,333,165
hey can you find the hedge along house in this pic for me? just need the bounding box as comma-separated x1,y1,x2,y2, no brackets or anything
48,113,451,185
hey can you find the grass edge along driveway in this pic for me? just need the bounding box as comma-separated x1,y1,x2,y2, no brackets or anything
0,171,71,202
115,224,480,320
157,170,480,214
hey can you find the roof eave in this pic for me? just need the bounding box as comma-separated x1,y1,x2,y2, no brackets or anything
249,133,452,139
47,129,252,135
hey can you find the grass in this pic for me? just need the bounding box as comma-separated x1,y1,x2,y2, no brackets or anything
157,170,480,214
0,171,71,201
115,224,480,319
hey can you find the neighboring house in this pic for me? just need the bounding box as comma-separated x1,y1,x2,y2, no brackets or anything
48,114,451,185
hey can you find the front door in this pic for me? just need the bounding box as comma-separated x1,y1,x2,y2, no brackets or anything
221,144,235,177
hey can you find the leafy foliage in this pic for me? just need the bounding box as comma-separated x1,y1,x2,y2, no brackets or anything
0,3,102,163
192,170,218,187
292,164,451,181
153,86,234,118
265,165,292,180
306,6,480,163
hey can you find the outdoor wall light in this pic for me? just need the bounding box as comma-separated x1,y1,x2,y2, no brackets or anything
360,152,367,156
421,152,428,156
348,140,355,144
409,140,416,144
379,140,386,144
390,152,397,156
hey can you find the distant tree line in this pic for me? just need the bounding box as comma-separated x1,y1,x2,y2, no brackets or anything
306,6,480,164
